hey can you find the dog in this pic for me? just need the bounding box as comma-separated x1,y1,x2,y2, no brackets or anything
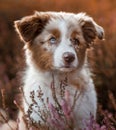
14,11,104,130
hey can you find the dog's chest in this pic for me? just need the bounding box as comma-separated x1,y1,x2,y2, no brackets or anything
23,73,79,110
23,70,97,129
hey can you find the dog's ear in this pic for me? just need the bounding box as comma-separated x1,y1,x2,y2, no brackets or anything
14,12,50,43
78,13,105,44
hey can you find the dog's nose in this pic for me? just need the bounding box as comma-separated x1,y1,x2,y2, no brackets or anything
63,52,75,64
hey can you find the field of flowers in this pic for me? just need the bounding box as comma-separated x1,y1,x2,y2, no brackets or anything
0,0,116,129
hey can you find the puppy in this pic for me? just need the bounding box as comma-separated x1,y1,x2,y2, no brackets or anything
14,11,104,130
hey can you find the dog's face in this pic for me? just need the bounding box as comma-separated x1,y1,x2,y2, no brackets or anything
15,12,104,72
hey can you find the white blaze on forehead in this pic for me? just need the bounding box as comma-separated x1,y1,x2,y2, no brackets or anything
46,18,78,68
54,39,78,68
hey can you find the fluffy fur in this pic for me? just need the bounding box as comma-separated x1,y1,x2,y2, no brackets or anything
14,11,104,130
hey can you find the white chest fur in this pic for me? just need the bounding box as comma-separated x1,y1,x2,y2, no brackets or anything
22,66,97,129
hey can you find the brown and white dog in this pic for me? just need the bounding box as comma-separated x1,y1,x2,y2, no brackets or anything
14,11,104,130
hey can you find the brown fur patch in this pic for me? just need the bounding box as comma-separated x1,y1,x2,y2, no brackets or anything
50,29,60,39
15,13,50,42
71,30,80,38
82,21,96,44
28,43,53,71
71,31,87,69
76,46,86,68
76,45,87,69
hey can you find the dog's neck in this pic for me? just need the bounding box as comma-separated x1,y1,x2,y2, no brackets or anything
24,62,91,91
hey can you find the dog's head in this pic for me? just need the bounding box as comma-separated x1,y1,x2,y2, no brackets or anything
14,12,104,72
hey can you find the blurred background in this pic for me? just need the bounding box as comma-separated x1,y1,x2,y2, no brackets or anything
0,0,116,121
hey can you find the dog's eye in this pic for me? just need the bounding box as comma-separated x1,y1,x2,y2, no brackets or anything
49,37,56,44
71,38,80,46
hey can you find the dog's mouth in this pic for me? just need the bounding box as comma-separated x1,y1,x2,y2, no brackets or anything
55,65,77,72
